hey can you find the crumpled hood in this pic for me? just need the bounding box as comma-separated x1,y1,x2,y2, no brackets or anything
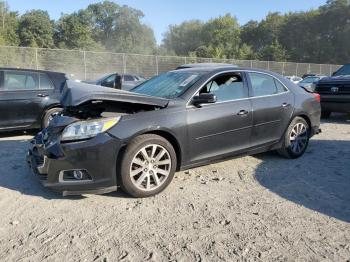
60,80,169,108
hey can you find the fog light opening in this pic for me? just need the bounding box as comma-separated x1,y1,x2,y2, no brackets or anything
73,170,84,180
60,170,92,182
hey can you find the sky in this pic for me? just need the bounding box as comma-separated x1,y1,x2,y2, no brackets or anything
7,0,327,44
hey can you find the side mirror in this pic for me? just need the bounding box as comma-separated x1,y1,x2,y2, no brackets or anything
331,72,336,76
192,93,217,106
114,75,122,89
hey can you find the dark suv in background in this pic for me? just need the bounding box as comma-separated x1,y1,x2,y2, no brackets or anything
0,68,67,132
315,63,350,118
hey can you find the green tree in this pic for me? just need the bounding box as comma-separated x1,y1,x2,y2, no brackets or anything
201,14,241,58
0,1,19,45
55,10,101,50
18,10,54,48
86,1,156,54
258,40,289,61
162,20,205,55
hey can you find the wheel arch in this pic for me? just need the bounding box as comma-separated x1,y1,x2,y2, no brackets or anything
40,104,63,128
118,129,183,172
141,130,182,171
294,113,311,136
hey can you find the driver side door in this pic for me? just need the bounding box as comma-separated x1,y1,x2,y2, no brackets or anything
186,72,253,164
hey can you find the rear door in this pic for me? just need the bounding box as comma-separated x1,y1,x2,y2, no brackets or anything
246,72,294,147
0,70,55,129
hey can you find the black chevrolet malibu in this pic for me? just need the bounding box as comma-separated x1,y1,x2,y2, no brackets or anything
27,66,321,197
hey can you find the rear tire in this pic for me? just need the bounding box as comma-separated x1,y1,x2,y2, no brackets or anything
277,117,310,159
42,107,63,129
118,134,177,198
321,110,331,119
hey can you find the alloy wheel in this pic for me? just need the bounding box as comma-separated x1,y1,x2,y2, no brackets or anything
130,144,172,191
289,122,308,154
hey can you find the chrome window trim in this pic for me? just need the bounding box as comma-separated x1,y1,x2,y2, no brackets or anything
186,69,290,108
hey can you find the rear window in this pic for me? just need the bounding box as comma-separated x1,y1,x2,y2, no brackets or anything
39,73,54,89
248,72,287,97
4,71,39,90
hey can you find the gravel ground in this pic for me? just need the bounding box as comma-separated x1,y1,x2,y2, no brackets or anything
0,114,349,261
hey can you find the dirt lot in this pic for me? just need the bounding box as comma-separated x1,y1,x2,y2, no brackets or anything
0,114,349,262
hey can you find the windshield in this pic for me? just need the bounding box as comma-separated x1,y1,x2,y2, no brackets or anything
300,76,320,83
132,71,203,99
334,64,350,76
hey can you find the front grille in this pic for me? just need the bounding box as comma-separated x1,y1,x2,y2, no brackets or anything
316,83,350,94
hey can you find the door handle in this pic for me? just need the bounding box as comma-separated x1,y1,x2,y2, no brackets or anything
282,103,290,108
37,94,49,98
237,110,249,116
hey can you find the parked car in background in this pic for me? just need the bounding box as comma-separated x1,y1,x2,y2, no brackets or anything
302,73,318,79
285,75,303,84
28,66,321,198
314,63,350,118
298,75,327,92
0,68,67,132
84,73,146,91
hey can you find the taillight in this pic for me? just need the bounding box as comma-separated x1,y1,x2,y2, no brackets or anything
313,93,321,102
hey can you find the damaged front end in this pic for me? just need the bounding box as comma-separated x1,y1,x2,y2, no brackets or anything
27,80,169,196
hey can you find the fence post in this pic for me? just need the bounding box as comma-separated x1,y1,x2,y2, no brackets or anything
267,61,270,71
308,63,311,74
35,48,38,70
83,50,87,80
319,64,322,74
184,56,187,64
155,55,159,75
296,63,299,76
122,53,126,74
250,60,253,68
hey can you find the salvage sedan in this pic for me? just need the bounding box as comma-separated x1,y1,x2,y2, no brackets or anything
27,66,321,197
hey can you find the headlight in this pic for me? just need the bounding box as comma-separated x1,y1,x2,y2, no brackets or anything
61,117,120,141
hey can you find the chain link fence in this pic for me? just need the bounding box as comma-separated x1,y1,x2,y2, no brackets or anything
0,46,342,81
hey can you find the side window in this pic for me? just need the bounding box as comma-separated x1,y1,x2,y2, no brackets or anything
124,75,134,82
274,79,287,93
4,71,39,90
248,72,286,97
199,73,247,102
39,73,54,89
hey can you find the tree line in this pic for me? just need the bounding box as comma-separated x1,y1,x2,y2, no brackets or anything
0,0,349,64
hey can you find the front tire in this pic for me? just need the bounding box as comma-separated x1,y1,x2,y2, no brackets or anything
119,134,177,198
277,117,310,159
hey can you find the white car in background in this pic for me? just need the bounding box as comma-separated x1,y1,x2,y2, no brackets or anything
285,75,303,84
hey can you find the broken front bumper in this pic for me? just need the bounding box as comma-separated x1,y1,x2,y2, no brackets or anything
27,130,121,196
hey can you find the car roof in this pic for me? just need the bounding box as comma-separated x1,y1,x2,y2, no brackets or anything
176,63,237,69
0,67,65,75
172,66,284,77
